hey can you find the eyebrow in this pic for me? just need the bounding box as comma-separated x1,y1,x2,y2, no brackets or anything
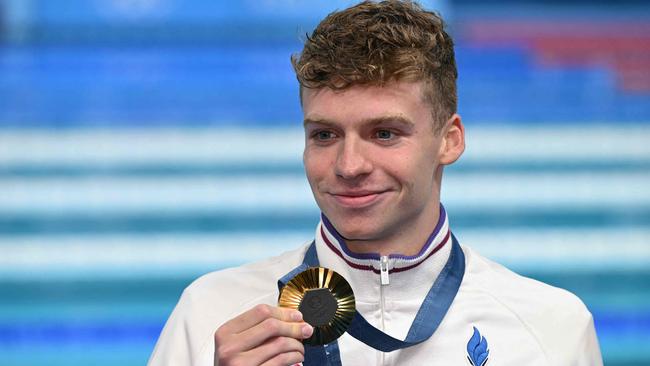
303,115,415,128
366,116,415,128
303,117,334,127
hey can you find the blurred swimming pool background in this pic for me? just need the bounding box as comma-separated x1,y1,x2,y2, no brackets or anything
0,0,649,365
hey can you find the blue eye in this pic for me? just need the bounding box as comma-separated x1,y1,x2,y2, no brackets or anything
376,130,393,140
314,130,335,140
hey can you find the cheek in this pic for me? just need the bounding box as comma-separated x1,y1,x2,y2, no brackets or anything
303,151,326,184
389,154,436,193
384,153,417,181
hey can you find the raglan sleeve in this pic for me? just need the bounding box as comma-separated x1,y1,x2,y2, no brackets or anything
147,280,220,366
147,289,197,366
574,312,603,366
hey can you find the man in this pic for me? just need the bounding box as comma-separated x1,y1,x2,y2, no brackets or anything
149,1,602,365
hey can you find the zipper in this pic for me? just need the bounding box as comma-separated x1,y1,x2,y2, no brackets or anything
380,255,390,285
379,255,389,366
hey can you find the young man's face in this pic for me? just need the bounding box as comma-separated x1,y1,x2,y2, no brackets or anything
302,81,463,253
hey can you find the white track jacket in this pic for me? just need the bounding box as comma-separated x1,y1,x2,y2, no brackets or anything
149,211,602,365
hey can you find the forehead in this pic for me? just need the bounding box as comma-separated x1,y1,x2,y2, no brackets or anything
302,81,432,125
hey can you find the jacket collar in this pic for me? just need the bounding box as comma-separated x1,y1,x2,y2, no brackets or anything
313,204,453,303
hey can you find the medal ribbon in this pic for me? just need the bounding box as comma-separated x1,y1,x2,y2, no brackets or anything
278,233,465,365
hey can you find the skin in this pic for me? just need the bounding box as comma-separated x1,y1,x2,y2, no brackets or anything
214,304,313,366
303,80,465,256
213,80,464,365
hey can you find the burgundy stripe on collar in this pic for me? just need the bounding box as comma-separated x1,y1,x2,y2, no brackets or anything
319,226,451,274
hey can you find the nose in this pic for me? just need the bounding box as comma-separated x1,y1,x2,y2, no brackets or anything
334,136,372,180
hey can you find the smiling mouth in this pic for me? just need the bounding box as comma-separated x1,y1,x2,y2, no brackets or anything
330,191,386,208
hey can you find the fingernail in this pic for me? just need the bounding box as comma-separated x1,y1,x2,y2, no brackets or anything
302,324,313,338
291,311,303,322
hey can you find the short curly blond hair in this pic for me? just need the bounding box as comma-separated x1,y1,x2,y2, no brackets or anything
292,0,457,130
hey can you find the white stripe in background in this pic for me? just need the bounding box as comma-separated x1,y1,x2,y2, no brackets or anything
0,232,313,280
0,128,305,165
461,228,650,272
462,124,650,163
1,125,649,165
0,176,315,214
1,172,649,214
0,228,647,279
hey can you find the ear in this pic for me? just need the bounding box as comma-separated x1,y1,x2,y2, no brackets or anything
438,114,465,165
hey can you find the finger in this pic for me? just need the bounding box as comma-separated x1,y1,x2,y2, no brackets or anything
220,304,302,335
260,351,305,366
244,336,304,366
235,317,313,352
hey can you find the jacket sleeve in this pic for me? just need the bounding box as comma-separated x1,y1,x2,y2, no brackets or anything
148,285,216,366
148,291,196,366
574,313,603,366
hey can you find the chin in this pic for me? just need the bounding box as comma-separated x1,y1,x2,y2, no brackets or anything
328,215,381,241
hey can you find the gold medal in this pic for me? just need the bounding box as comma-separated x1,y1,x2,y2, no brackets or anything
278,267,356,345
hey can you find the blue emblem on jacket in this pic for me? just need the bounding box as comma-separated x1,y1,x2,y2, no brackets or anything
466,326,489,366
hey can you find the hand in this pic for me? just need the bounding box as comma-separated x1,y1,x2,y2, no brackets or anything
214,304,313,366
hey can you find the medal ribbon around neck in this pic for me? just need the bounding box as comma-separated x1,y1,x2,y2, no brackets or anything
277,233,465,365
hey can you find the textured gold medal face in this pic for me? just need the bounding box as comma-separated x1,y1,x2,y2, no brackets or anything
278,267,355,345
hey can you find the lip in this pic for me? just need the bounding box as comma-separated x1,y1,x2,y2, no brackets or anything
329,190,387,208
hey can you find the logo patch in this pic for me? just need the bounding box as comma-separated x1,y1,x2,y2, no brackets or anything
466,326,489,366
